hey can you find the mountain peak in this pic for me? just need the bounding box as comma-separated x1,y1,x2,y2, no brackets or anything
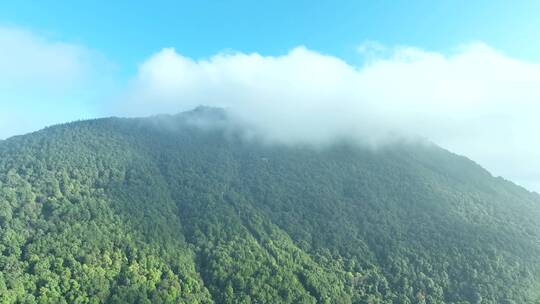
0,111,539,303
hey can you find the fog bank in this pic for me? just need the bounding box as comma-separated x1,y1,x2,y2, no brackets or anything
120,44,540,191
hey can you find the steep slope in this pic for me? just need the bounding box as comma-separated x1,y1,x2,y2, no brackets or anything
1,108,539,303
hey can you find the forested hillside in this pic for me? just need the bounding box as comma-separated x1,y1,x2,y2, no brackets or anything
1,107,539,303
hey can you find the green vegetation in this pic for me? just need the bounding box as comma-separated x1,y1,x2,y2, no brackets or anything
1,108,539,303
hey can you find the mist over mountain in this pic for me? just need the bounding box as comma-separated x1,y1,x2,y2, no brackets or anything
0,107,539,303
118,45,540,192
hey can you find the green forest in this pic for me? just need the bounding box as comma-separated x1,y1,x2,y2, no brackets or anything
1,108,540,303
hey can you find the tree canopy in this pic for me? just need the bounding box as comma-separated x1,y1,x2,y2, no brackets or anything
1,108,539,303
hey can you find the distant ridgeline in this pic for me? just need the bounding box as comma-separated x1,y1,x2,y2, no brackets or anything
1,107,539,303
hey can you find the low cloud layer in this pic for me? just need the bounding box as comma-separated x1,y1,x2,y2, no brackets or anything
122,44,540,191
1,25,538,192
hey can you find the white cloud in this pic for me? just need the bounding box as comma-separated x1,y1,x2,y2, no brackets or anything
0,26,110,138
0,26,99,90
123,43,540,192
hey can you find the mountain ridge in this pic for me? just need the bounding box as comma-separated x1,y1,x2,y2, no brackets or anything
1,108,539,303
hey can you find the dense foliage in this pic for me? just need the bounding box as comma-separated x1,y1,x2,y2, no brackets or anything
1,107,540,303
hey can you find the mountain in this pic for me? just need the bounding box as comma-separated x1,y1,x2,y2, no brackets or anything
1,107,539,304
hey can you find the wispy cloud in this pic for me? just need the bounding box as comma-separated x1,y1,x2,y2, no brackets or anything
0,26,112,138
0,26,99,90
122,43,540,191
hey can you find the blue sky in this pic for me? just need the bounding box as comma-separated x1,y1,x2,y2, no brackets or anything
2,0,539,70
1,1,540,192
